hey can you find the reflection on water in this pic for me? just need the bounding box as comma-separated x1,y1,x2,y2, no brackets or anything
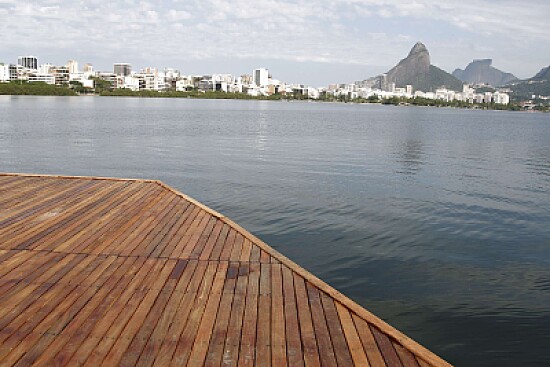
396,139,425,175
0,96,549,366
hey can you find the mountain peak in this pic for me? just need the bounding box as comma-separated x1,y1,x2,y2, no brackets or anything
385,42,461,91
453,59,517,86
472,59,493,66
408,42,429,57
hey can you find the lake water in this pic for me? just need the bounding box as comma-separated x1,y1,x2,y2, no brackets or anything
1,96,549,366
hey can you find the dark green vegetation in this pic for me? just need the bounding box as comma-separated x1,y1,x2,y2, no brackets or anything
0,81,76,96
505,66,550,104
100,89,284,100
508,80,550,101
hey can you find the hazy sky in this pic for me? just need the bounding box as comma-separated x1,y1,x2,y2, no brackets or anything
1,0,549,86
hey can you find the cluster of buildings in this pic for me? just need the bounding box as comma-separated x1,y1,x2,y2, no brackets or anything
0,56,95,88
0,55,510,104
0,56,311,97
327,76,510,105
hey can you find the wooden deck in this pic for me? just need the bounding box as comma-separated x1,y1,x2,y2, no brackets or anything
0,173,452,367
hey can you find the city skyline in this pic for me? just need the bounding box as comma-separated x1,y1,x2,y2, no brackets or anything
1,0,549,85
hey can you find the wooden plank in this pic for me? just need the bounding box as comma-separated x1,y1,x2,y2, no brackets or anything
306,283,338,367
218,227,237,261
221,262,250,366
5,255,122,367
417,358,433,367
180,261,229,367
189,217,218,259
0,252,62,300
282,265,304,367
260,249,270,264
249,243,261,263
168,261,219,366
32,182,146,253
5,181,125,249
236,262,260,367
203,261,238,367
393,341,421,367
98,259,175,366
160,205,201,258
0,254,84,330
256,262,272,367
319,291,354,366
0,180,102,242
271,263,287,367
205,223,230,261
174,209,211,259
151,260,210,367
118,260,182,366
0,255,104,365
78,259,163,366
336,301,370,366
197,219,224,260
90,189,169,256
118,192,177,257
41,257,153,367
352,313,387,367
240,238,252,262
134,260,196,367
371,326,404,367
128,194,182,257
293,273,321,367
144,200,192,258
59,182,162,254
0,179,96,231
229,233,244,262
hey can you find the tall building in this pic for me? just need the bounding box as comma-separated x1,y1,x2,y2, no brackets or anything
0,63,9,82
39,63,53,75
114,63,132,76
66,60,79,74
83,63,94,73
253,68,269,86
18,56,38,70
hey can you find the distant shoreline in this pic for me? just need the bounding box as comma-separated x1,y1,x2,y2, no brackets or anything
1,83,546,112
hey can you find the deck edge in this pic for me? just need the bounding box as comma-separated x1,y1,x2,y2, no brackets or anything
0,172,452,367
156,179,453,367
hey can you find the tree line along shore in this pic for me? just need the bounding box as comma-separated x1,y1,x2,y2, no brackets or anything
1,81,546,112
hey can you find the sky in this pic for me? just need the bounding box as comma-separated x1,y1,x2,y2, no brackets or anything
1,0,549,86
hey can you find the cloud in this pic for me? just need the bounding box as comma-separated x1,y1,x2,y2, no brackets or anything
0,0,548,82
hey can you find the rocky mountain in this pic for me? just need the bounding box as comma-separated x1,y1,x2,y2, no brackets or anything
385,42,462,92
453,59,517,86
505,65,550,101
529,66,550,81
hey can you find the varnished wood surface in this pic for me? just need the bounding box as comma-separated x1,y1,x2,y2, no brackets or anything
0,173,452,367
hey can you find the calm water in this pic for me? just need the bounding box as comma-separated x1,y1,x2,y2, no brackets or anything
1,96,549,366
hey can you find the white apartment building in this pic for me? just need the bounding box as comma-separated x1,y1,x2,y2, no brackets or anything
121,76,139,91
0,64,9,82
66,60,79,74
253,68,269,86
38,63,53,75
493,91,510,105
175,76,194,91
